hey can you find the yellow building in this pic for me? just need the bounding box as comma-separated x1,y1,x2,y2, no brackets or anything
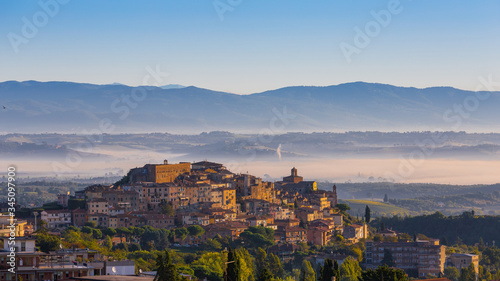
220,188,237,211
0,215,26,237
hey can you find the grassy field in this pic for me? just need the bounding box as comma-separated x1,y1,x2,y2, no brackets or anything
341,199,416,218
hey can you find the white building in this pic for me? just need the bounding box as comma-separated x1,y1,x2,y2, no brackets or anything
41,209,72,228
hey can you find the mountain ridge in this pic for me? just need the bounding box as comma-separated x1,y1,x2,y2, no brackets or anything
1,80,499,133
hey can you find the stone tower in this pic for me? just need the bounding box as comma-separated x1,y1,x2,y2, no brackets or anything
331,184,338,206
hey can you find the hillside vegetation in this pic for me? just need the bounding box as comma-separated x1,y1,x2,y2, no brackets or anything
341,199,415,218
374,211,500,245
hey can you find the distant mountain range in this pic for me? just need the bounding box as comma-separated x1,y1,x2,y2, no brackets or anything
1,80,499,133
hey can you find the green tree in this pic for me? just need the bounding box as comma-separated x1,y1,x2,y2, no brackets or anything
84,221,97,228
300,260,316,281
478,265,490,281
318,264,324,281
333,260,340,281
359,265,408,281
239,228,274,249
258,268,274,281
103,235,113,249
187,225,205,238
459,263,476,281
154,250,180,281
236,248,255,281
320,259,334,281
482,246,500,270
81,226,93,234
478,238,486,251
384,194,389,203
336,203,351,212
365,205,371,223
202,238,222,251
268,253,284,278
340,256,362,281
102,227,117,237
226,248,240,281
381,249,395,267
116,227,133,241
174,227,188,241
444,267,460,281
92,229,102,239
130,227,145,241
191,252,225,280
36,232,62,253
256,247,268,276
129,243,141,252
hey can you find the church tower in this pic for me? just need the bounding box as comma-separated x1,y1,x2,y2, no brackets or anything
331,184,338,206
283,167,303,183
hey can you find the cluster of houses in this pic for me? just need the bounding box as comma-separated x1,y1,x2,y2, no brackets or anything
37,161,370,247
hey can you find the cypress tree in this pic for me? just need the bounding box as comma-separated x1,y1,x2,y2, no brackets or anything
333,260,340,281
321,259,334,281
226,247,239,281
365,205,371,223
154,250,179,281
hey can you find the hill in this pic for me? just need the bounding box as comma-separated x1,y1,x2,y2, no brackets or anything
341,199,415,218
1,81,499,133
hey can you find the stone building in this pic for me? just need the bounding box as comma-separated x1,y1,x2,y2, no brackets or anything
129,160,191,184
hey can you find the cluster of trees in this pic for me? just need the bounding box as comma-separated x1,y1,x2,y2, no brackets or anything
443,263,500,281
374,211,499,245
34,220,371,281
153,250,411,281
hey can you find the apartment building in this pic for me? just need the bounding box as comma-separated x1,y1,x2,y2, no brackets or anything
365,239,446,277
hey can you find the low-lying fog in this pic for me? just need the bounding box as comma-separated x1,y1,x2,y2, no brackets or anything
3,144,499,185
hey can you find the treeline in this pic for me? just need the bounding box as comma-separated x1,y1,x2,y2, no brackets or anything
324,182,500,201
374,211,499,245
154,247,409,281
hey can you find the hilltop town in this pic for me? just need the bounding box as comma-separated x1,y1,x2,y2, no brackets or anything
1,160,491,281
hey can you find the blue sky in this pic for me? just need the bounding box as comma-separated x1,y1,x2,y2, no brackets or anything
1,0,499,94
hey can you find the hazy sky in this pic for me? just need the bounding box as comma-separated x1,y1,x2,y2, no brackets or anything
1,0,499,94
